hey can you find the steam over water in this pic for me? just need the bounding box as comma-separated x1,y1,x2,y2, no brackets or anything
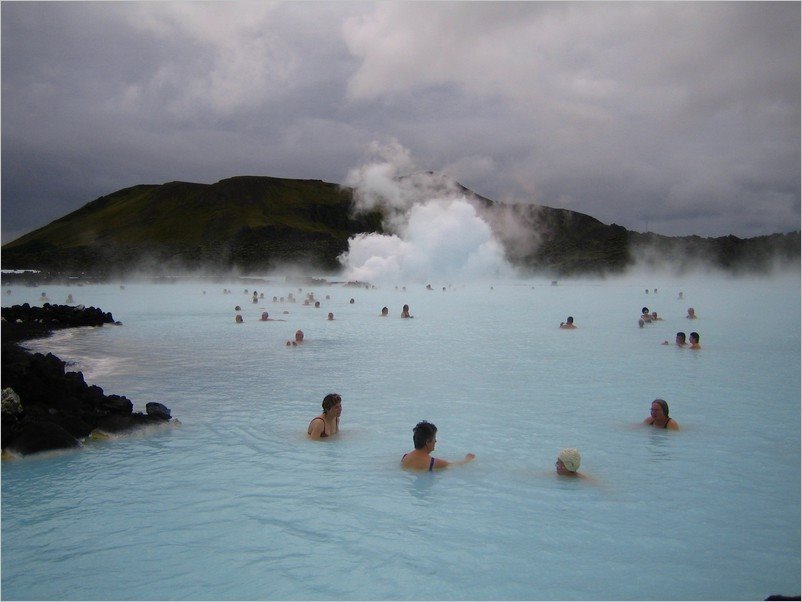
339,141,515,285
340,198,511,284
2,271,799,600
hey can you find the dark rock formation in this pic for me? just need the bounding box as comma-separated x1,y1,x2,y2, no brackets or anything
1,304,176,456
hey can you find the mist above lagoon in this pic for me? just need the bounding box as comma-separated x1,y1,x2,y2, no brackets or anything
1,141,798,283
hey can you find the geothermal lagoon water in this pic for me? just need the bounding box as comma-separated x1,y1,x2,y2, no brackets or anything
2,273,800,600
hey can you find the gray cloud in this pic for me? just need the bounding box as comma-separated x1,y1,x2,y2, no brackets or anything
2,1,799,244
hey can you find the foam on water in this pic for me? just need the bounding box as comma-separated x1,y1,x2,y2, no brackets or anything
2,274,800,600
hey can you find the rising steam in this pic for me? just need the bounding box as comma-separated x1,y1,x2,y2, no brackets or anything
338,141,514,284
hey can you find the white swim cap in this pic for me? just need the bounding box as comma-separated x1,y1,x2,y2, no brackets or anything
558,448,581,472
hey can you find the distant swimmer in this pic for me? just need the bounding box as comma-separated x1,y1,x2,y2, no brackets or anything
287,329,304,345
307,393,342,440
641,307,652,323
260,312,285,322
66,294,74,304
401,421,475,471
678,291,684,299
401,304,413,318
555,448,586,479
689,332,701,349
663,332,687,347
686,307,697,319
327,312,334,320
650,311,662,321
235,314,244,323
380,307,389,317
644,398,679,430
559,316,576,329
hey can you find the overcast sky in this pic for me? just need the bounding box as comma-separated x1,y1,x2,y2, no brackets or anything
2,1,799,244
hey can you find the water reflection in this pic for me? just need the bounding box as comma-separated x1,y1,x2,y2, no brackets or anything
646,428,675,463
406,471,437,502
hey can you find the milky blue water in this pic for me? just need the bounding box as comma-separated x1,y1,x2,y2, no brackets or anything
2,272,800,600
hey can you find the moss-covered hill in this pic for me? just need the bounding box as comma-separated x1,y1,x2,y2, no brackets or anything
2,174,798,278
2,176,385,275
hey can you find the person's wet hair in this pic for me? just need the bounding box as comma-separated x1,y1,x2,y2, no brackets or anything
322,393,341,413
676,332,686,342
653,398,670,416
413,421,437,449
690,332,699,343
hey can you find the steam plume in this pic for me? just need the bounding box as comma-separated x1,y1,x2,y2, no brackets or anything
339,141,514,284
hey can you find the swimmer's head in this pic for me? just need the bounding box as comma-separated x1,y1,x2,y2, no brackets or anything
676,332,686,344
322,393,342,413
557,448,581,473
651,398,670,417
566,316,573,324
413,421,437,449
295,330,304,341
642,307,649,314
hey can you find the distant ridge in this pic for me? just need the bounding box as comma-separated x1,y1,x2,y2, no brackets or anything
2,174,798,278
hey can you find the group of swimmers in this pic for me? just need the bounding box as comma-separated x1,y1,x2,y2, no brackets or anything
233,288,415,346
636,303,701,349
306,394,679,477
662,331,701,348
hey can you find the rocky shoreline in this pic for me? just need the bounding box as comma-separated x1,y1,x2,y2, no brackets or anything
1,303,177,456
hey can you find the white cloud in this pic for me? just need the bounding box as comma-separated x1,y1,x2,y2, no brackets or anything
2,2,798,243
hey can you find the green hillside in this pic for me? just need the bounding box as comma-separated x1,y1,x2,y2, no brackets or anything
2,174,798,278
3,176,385,274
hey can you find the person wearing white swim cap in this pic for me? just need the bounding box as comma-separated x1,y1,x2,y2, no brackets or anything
555,448,583,477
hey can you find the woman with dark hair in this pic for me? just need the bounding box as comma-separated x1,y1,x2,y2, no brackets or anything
401,421,475,471
307,393,342,440
644,399,679,430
